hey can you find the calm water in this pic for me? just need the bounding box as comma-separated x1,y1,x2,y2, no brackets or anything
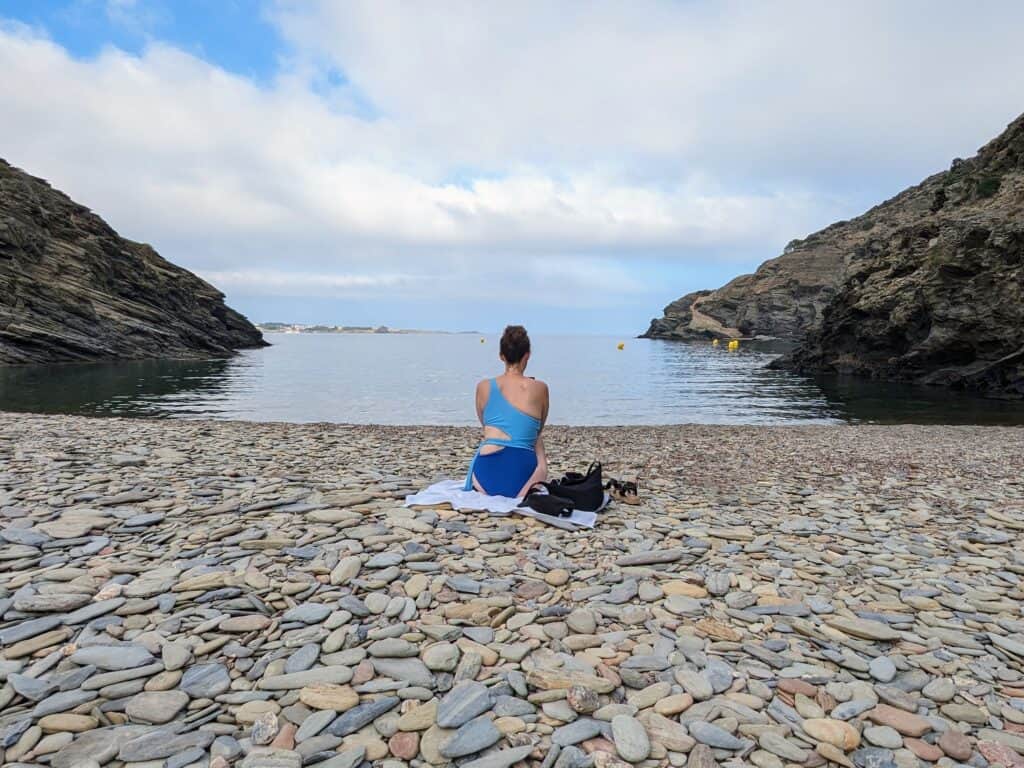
2,333,1024,425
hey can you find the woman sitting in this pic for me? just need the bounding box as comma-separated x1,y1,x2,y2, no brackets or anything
465,325,548,498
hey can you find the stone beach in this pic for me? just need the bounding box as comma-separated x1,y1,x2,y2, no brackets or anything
1,412,1024,768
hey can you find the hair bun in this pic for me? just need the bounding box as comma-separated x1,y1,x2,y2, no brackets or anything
500,325,530,364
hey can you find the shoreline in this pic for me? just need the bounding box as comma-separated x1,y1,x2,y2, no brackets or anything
2,412,1024,767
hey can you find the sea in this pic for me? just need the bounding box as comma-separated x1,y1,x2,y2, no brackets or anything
2,332,1024,425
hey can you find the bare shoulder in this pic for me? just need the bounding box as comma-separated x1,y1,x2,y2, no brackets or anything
530,378,550,397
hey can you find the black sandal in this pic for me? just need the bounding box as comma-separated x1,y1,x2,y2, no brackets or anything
605,478,640,505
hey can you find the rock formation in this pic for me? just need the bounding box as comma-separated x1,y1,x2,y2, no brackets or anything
645,112,1024,397
777,115,1024,397
0,159,265,364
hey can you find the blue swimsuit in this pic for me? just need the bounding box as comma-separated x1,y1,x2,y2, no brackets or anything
465,378,542,497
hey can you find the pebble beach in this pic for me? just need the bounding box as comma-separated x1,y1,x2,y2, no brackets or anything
2,412,1024,768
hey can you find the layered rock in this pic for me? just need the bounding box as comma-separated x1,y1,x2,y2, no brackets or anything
0,159,265,364
641,237,847,341
645,112,1024,397
777,115,1024,397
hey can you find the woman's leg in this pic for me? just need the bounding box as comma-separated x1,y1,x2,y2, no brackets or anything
515,436,548,498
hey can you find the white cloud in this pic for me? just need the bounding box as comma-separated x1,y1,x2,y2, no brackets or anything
2,2,1024,329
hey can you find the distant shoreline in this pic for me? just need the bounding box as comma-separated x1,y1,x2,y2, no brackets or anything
257,323,480,335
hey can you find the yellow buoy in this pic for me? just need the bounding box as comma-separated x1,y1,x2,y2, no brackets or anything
617,342,625,350
728,339,740,351
712,338,720,347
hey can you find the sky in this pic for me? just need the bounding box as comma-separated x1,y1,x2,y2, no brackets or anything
2,1,1024,334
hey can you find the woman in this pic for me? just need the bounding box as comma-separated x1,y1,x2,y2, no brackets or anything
464,325,548,498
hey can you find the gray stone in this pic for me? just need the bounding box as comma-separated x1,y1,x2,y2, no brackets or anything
458,745,536,768
864,725,902,749
311,747,366,768
118,730,215,762
282,603,331,624
869,657,897,683
439,715,502,758
437,681,492,728
371,658,434,687
179,663,231,697
284,644,320,674
758,732,809,762
51,726,150,768
69,644,155,671
326,696,400,736
239,748,303,768
295,709,337,742
9,673,57,701
32,688,98,717
0,615,63,645
611,714,651,762
552,718,602,746
687,721,746,750
126,690,189,724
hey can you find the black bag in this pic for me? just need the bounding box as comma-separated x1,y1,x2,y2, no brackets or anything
545,461,604,512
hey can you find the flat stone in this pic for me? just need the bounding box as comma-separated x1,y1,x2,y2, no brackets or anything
921,678,956,702
180,663,231,697
868,657,897,683
864,726,903,749
239,748,302,768
371,658,434,687
50,726,150,768
937,729,973,761
298,684,359,711
70,644,155,670
260,668,353,690
439,715,502,758
687,721,746,750
674,669,713,701
221,615,272,632
327,696,400,736
125,690,189,724
459,745,535,768
437,681,492,728
553,718,602,746
118,730,215,761
611,714,650,762
865,705,931,737
33,689,98,717
313,747,366,768
615,549,689,566
282,603,331,624
826,617,900,641
802,718,861,751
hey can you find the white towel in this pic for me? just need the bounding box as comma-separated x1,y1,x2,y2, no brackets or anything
403,479,600,530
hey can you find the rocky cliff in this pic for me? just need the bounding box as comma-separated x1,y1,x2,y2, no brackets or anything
641,231,849,341
0,159,265,364
644,113,1024,398
776,114,1023,397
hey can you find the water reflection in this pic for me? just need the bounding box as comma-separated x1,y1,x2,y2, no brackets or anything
0,357,240,418
1,334,1022,425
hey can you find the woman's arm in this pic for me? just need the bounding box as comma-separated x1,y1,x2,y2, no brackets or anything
515,381,550,497
474,379,487,426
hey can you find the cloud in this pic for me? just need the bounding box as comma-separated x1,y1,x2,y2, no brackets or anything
202,256,645,309
270,0,1024,181
2,2,1024,330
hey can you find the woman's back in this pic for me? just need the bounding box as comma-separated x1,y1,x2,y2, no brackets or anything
480,375,545,449
465,325,549,497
